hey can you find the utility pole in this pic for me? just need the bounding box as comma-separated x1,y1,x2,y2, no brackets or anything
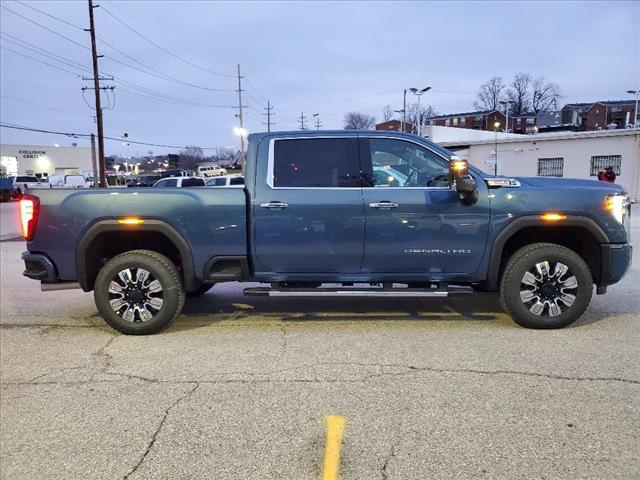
262,101,275,132
313,113,321,130
235,64,246,172
402,89,407,132
298,112,307,131
90,133,98,187
86,0,107,187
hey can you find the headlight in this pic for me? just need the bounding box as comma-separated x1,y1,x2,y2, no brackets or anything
605,194,629,224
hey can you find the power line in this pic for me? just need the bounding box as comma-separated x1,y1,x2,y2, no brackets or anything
100,4,234,78
0,34,92,72
0,95,93,118
0,45,84,77
14,0,86,30
0,122,222,149
2,3,233,93
0,31,236,108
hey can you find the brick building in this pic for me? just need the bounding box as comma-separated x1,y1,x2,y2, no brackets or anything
561,100,638,130
374,119,415,133
425,110,507,132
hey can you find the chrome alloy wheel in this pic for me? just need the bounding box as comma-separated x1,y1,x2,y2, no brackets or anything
519,261,578,317
107,268,164,322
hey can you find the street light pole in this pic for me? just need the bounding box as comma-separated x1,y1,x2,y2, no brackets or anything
409,86,431,136
493,121,501,176
500,100,513,133
402,89,407,132
627,89,639,127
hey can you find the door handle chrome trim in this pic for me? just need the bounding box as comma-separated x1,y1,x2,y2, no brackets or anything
260,201,289,209
369,201,399,209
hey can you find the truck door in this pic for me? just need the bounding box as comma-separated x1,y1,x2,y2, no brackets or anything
359,136,490,276
252,136,365,275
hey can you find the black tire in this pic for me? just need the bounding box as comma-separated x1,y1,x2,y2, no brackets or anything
499,243,593,329
94,249,185,335
186,283,214,297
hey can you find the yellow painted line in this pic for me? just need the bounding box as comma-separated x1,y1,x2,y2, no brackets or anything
321,415,345,480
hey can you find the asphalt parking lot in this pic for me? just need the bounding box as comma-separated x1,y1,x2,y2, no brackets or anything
1,201,638,479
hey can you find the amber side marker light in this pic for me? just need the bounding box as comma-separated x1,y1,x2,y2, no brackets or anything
451,160,468,171
540,212,567,222
118,217,144,225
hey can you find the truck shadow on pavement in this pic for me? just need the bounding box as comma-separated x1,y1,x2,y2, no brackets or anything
178,285,615,330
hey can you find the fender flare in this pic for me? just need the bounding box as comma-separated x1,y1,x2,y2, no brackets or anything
75,219,196,291
486,215,609,290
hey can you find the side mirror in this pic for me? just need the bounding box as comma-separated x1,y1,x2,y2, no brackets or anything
448,157,478,205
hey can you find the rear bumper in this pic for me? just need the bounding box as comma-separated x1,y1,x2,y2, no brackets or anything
598,243,632,291
22,252,57,283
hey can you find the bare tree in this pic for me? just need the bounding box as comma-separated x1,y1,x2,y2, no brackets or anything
382,105,394,122
506,73,532,115
404,103,437,132
178,145,204,170
344,111,376,130
473,77,506,111
531,76,561,113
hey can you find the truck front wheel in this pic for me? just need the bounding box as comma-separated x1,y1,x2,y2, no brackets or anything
500,243,593,329
94,249,185,335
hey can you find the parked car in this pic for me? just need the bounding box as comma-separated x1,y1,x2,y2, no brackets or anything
127,175,162,187
48,174,90,188
205,175,244,187
160,169,189,178
10,176,47,198
197,163,227,177
152,176,206,188
20,131,632,335
0,177,16,202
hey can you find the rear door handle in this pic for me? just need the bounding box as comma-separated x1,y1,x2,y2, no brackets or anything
369,201,399,209
260,201,288,209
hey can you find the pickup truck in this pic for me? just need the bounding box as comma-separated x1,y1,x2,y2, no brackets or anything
20,131,632,335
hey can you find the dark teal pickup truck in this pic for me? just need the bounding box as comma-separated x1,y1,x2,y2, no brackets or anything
21,131,632,334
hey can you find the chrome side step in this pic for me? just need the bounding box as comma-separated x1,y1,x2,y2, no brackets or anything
243,286,473,298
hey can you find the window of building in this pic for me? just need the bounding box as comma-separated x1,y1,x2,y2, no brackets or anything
445,118,450,126
537,157,564,177
590,155,622,176
452,117,458,127
526,117,535,124
460,117,466,127
272,138,360,188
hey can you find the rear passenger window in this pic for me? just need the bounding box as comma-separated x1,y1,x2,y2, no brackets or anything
273,138,360,188
230,177,244,185
182,178,205,187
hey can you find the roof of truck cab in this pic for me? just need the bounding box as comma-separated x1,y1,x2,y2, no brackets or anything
248,130,454,157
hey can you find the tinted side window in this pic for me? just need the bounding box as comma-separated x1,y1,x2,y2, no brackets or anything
273,138,360,188
182,178,205,187
156,179,177,187
363,138,449,188
230,177,244,185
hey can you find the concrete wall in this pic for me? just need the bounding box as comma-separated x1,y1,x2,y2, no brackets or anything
0,144,94,178
451,131,640,201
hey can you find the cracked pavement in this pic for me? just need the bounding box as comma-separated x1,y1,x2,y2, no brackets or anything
1,202,639,479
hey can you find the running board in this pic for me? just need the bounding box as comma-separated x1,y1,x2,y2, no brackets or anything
244,286,473,298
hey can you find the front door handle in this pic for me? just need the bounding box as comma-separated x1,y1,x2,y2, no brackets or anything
369,201,399,209
260,201,289,209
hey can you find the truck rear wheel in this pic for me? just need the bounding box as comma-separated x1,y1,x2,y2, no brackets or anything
94,249,185,335
499,243,593,329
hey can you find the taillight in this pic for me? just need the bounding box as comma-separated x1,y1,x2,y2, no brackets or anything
20,196,39,241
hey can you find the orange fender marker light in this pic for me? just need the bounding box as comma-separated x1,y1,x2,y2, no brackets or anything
540,212,567,222
118,217,144,225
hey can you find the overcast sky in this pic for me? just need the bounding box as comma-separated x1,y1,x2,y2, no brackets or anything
1,0,638,156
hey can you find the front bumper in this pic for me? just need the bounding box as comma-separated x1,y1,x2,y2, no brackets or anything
598,243,632,292
22,252,57,283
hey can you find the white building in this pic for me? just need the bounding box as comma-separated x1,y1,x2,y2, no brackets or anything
0,144,94,179
428,128,640,202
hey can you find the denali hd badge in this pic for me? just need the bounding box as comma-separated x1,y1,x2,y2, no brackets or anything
404,248,472,254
